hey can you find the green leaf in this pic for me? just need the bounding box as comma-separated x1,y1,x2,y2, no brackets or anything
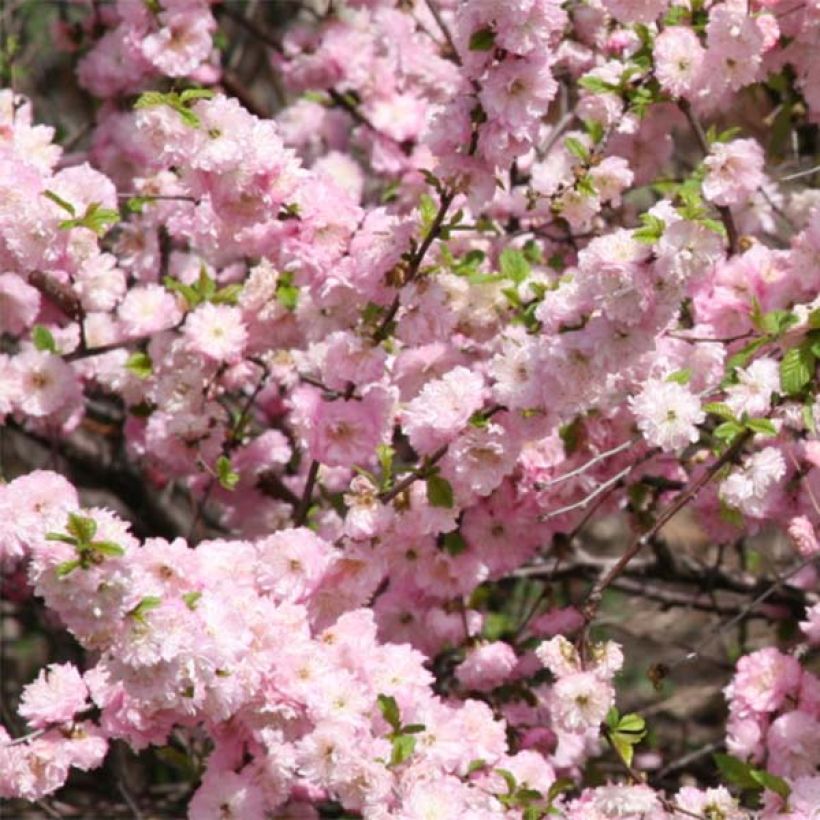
605,707,620,729
401,723,425,734
467,759,487,775
780,345,815,395
616,713,646,734
703,402,737,421
46,532,77,546
42,189,75,215
126,351,153,379
419,193,437,231
89,540,125,557
130,596,162,623
665,368,691,385
32,325,57,353
499,247,531,284
390,734,416,766
58,202,120,236
426,474,454,508
67,513,97,543
633,213,665,244
276,271,299,312
546,778,575,806
468,27,495,51
55,559,81,578
216,455,239,491
745,417,776,436
749,769,791,800
719,500,744,528
714,420,745,442
714,753,760,790
578,75,619,94
377,693,401,732
179,88,214,104
211,284,242,306
182,591,202,610
564,136,590,162
164,275,201,308
611,733,637,767
441,531,467,556
808,308,820,330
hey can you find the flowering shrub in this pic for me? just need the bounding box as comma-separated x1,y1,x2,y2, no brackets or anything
1,0,819,817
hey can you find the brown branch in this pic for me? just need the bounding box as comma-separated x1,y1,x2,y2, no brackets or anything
678,99,740,255
581,431,752,623
295,459,321,526
378,444,449,504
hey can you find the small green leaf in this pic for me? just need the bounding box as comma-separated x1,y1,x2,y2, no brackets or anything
495,768,517,795
126,351,153,379
468,27,495,51
276,271,299,312
714,753,759,790
703,402,737,421
499,247,531,284
441,531,467,556
745,417,776,436
67,513,97,543
611,733,637,767
182,591,202,610
467,759,487,775
216,455,240,491
633,213,666,244
390,733,416,766
42,189,75,215
564,136,590,162
130,596,161,622
666,368,691,384
211,284,242,306
605,707,620,729
377,693,401,732
616,713,646,734
714,420,745,442
55,559,81,578
179,88,214,104
749,769,791,800
402,723,425,734
32,325,57,353
780,345,815,396
578,75,619,94
90,540,125,557
426,474,454,508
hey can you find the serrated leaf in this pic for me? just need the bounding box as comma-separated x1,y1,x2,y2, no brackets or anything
714,420,744,442
467,759,487,775
216,455,239,491
90,540,125,557
426,474,454,508
749,769,791,800
703,402,737,421
67,513,97,543
182,591,202,610
42,189,75,215
32,325,57,353
130,596,161,622
495,768,517,795
564,136,590,162
126,351,153,379
377,693,401,732
616,713,646,734
666,368,691,384
390,733,416,766
468,27,495,51
56,559,81,578
714,753,759,789
780,345,815,395
441,531,467,556
499,247,530,284
745,417,776,436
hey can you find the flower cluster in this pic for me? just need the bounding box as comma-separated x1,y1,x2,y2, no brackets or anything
1,0,820,815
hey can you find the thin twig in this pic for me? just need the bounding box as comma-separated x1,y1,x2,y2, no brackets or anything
295,459,321,526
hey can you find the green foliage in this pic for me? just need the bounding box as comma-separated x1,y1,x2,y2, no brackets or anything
376,694,425,768
215,455,240,491
164,267,243,310
126,351,153,379
714,753,791,801
276,271,299,312
426,473,454,508
633,213,666,244
46,512,125,578
58,202,120,236
32,325,57,353
605,708,647,767
468,27,495,51
134,88,214,128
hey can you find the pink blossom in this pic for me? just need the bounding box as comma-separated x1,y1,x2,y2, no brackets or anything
727,647,802,715
19,663,90,728
629,378,705,451
702,139,766,207
455,641,518,691
184,303,248,363
653,27,705,98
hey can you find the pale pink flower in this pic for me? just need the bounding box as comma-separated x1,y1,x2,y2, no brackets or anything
19,663,90,729
0,274,40,335
727,647,802,715
719,447,786,518
551,671,614,733
703,139,765,207
455,641,518,691
630,378,705,451
724,357,779,418
653,27,705,98
787,516,820,558
184,303,248,363
11,350,81,418
401,366,485,454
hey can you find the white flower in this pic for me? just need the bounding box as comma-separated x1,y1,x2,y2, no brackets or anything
629,378,705,451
